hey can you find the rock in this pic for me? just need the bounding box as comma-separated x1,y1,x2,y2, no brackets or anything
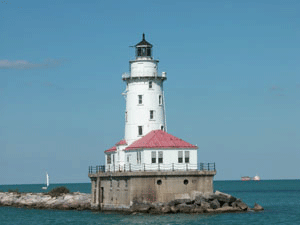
131,202,151,213
69,202,80,210
167,200,178,207
191,206,205,213
206,208,215,213
210,199,220,209
161,206,171,213
202,192,214,200
0,192,91,211
222,202,229,207
152,202,164,208
215,191,234,199
186,200,195,205
170,206,179,213
194,195,207,205
64,194,74,201
177,203,194,213
215,206,240,213
235,200,249,211
190,191,203,200
168,198,193,206
212,191,237,205
148,206,162,214
253,203,264,211
231,202,238,208
200,201,211,210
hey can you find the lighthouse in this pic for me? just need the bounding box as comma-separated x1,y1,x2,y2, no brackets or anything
104,34,200,171
123,33,167,145
89,34,216,210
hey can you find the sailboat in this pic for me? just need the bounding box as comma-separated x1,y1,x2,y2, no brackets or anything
42,172,50,190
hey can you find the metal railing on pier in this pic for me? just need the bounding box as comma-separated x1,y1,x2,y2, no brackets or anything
88,163,215,174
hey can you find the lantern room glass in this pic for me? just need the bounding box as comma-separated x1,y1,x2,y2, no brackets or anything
136,47,152,57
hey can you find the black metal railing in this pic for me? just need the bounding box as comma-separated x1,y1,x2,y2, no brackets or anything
88,163,215,174
88,165,105,174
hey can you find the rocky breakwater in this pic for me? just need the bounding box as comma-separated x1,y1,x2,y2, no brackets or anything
0,191,91,210
130,190,264,214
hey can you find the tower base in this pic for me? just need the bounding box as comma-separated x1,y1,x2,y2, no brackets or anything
89,170,216,210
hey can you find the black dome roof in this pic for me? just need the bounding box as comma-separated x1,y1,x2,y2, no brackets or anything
135,33,152,47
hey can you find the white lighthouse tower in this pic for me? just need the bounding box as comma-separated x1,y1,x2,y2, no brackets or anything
104,34,198,171
123,33,167,145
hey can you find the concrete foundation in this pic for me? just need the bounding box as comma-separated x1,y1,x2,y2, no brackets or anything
89,170,216,210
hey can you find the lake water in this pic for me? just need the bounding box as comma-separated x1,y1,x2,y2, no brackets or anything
0,180,299,225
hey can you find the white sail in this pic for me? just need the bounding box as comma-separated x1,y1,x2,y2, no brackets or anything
42,172,49,190
46,173,49,187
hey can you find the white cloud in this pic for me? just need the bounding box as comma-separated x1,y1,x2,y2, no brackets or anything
0,59,66,69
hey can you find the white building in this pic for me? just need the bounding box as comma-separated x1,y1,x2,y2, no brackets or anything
104,34,198,171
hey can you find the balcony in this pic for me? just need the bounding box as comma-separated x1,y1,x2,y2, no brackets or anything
88,163,216,174
122,72,167,81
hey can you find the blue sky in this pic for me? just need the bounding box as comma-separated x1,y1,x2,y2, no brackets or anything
0,0,299,184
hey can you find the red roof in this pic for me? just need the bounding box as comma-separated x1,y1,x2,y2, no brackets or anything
125,130,198,151
104,139,127,153
104,145,116,153
115,140,127,146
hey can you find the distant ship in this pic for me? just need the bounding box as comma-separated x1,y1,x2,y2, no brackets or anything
252,175,261,181
241,176,251,181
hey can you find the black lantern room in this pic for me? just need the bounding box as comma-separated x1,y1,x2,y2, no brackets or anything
135,33,153,58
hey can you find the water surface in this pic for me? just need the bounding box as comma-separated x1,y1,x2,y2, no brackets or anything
0,180,299,225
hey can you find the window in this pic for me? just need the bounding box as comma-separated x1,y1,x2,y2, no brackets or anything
125,111,128,122
158,151,163,164
138,126,143,136
113,154,115,164
185,151,190,163
150,110,154,120
138,95,143,104
137,47,151,57
107,154,111,164
178,151,183,163
149,81,153,89
137,151,141,164
151,151,156,163
147,47,151,56
161,126,164,131
137,48,142,56
159,95,162,105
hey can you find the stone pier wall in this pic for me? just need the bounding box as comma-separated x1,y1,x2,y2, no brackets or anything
89,170,216,210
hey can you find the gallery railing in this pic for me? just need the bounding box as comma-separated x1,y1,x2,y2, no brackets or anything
88,163,215,174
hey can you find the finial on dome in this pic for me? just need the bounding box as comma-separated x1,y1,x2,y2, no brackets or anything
142,33,145,40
